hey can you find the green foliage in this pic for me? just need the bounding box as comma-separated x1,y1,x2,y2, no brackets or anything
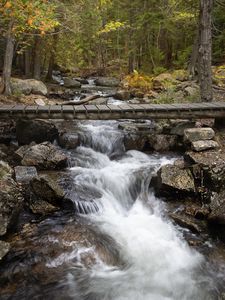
124,71,153,93
0,0,58,35
1,0,225,80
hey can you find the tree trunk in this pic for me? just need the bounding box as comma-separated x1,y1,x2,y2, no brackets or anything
198,0,213,102
0,21,15,95
33,36,42,80
188,30,199,79
25,48,32,78
46,34,58,82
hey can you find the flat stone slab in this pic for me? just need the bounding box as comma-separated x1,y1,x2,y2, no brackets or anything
191,140,220,152
184,128,215,143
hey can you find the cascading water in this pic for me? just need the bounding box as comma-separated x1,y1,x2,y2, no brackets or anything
1,120,223,300
65,121,216,300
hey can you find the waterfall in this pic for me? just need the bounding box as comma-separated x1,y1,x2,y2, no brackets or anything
66,121,214,300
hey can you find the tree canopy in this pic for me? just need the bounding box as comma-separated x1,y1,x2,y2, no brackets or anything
0,0,225,99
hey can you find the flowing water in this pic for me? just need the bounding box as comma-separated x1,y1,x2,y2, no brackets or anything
1,120,224,300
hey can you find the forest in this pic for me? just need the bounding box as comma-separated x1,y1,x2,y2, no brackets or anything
0,0,224,102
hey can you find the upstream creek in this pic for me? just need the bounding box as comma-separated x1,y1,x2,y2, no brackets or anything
1,80,225,299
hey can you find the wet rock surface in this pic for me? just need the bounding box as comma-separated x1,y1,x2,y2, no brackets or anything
169,213,205,233
155,164,196,198
185,150,225,192
15,142,68,170
0,161,24,236
31,174,65,206
58,132,80,149
0,216,122,300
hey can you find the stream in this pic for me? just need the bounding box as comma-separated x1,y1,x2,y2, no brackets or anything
1,119,225,299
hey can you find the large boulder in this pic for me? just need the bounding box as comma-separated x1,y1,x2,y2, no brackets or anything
0,161,24,236
185,151,225,192
15,142,68,170
11,78,48,96
184,128,215,143
16,119,58,145
155,164,196,198
95,77,120,87
28,174,65,216
31,174,65,206
63,77,81,88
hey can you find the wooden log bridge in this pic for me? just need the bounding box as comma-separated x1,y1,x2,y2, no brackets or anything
0,102,225,120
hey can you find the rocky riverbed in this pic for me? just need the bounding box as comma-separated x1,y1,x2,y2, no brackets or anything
0,115,225,299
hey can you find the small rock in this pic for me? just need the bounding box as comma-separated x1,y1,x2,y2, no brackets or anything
34,99,46,106
184,86,199,97
58,133,80,149
63,77,81,88
191,140,220,152
114,90,131,101
95,77,120,87
184,128,215,143
14,166,38,184
0,240,10,261
75,78,89,85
